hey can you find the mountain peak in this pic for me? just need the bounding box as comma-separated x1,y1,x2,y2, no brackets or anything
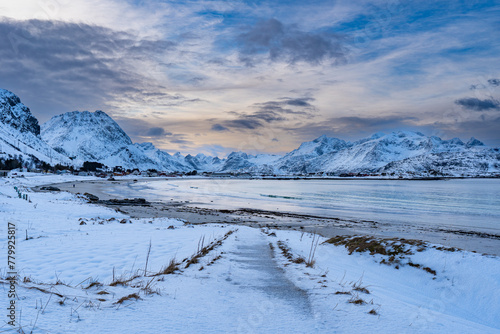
0,88,40,135
136,142,156,151
3,86,495,176
466,137,485,148
313,134,329,142
41,110,133,163
371,132,386,139
392,130,424,138
448,137,465,146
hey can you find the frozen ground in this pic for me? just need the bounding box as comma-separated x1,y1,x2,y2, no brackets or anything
0,174,499,333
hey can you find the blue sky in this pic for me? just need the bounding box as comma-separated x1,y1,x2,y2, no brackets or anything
0,0,499,155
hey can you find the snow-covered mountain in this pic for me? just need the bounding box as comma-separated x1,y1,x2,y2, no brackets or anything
42,110,132,161
0,89,71,167
41,110,195,171
275,135,351,173
273,131,499,176
219,152,281,173
381,148,500,176
39,109,282,173
185,153,225,172
32,108,500,176
133,142,188,171
2,88,498,176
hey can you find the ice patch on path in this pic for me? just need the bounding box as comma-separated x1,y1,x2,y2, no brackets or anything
226,231,313,318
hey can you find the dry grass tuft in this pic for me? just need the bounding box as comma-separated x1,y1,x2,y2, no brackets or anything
84,281,102,289
423,267,437,275
306,233,320,268
323,235,421,256
185,230,235,269
207,254,222,266
352,278,370,294
435,246,458,252
277,241,294,261
110,274,140,287
277,240,317,267
348,296,366,305
305,259,316,268
114,293,141,304
141,277,160,296
185,257,199,269
353,286,370,294
156,258,179,276
324,235,438,276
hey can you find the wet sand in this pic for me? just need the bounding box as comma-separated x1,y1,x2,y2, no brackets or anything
34,179,500,256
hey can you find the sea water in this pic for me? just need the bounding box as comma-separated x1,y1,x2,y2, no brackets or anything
106,178,500,233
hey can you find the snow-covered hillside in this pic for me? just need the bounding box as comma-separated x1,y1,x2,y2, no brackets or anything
381,149,500,176
0,89,71,167
41,110,132,161
275,135,351,173
218,152,281,173
41,110,194,171
203,131,498,176
274,131,499,176
39,109,281,173
2,88,499,175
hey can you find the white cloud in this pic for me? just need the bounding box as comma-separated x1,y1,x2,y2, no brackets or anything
1,0,500,153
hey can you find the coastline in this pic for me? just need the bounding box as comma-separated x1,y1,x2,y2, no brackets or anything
36,178,500,256
3,174,499,332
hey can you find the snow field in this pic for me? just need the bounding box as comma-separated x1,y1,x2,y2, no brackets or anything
269,229,500,332
1,175,499,333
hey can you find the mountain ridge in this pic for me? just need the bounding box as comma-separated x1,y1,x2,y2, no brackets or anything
0,88,71,167
1,88,499,176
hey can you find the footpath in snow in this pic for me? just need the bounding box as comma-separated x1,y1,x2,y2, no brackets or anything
0,174,499,333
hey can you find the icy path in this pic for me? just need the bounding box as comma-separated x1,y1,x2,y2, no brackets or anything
61,228,325,333
224,230,317,330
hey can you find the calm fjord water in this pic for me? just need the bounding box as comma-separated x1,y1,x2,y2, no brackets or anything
108,178,500,233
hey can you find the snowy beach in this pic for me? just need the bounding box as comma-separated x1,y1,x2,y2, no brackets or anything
50,177,500,256
1,174,499,333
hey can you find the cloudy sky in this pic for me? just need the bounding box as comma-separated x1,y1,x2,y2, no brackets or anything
1,0,499,155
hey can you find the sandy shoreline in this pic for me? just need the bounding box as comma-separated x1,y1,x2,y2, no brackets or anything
34,178,500,256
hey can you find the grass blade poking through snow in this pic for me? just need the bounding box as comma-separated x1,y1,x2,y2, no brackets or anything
144,239,152,276
306,233,320,268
